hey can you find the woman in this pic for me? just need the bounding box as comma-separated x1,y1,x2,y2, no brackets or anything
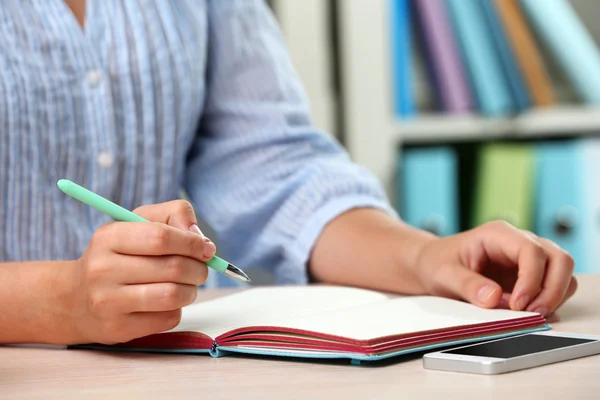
0,0,576,345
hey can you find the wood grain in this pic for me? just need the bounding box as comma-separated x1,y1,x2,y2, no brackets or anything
2,277,600,399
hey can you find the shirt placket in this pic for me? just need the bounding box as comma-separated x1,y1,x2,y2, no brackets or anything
80,0,118,228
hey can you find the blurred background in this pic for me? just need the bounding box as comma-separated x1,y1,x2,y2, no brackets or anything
248,0,600,283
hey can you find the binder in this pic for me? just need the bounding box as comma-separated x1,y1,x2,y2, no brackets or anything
581,139,600,273
398,147,458,236
480,0,530,112
493,0,555,107
445,0,513,116
520,0,600,104
412,0,472,114
390,0,415,117
534,140,584,273
472,143,534,230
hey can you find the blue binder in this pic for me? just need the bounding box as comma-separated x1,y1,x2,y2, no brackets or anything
582,139,600,274
534,141,585,273
479,0,530,112
397,147,458,236
390,0,415,118
445,0,513,116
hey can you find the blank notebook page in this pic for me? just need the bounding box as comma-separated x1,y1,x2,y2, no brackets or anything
272,296,539,340
169,286,388,338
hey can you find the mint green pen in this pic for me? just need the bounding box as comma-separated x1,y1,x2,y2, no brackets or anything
57,179,251,283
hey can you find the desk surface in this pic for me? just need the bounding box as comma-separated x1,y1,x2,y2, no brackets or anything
2,276,600,400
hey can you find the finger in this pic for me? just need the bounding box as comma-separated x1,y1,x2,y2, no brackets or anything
476,222,547,311
102,310,183,344
112,255,209,286
556,276,578,309
564,276,578,303
545,278,578,322
119,283,198,313
134,200,199,232
134,200,216,250
526,242,575,316
96,222,216,261
430,263,503,309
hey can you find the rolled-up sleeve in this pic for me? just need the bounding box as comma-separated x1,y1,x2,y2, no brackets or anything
184,0,397,285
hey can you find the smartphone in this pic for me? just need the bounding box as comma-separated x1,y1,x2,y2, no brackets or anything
423,331,600,375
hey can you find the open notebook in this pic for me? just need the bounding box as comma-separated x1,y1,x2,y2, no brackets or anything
73,286,550,363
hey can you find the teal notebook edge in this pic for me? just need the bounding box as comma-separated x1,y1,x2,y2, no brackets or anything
68,324,551,365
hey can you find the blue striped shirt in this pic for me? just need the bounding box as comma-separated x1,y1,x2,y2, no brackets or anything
0,0,394,287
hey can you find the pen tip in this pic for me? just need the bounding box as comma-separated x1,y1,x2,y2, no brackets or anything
224,263,252,283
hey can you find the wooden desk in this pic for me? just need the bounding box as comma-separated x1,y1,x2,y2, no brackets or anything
2,277,600,400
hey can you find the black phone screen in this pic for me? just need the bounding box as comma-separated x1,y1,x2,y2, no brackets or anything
442,334,596,359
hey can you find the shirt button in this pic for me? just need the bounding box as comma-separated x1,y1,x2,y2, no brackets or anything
86,69,102,87
96,152,114,168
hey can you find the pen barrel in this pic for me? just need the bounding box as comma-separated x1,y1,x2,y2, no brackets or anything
207,256,228,273
104,206,148,223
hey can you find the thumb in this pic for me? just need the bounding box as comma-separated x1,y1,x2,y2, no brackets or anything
432,264,503,309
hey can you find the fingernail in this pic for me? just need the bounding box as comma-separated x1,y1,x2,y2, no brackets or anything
477,285,497,305
188,224,205,239
534,306,548,317
516,295,530,311
203,240,216,260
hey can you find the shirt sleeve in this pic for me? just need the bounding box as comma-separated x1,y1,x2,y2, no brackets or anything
184,0,398,285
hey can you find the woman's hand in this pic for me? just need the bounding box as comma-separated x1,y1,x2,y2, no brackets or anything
413,220,577,317
310,209,577,318
63,200,215,345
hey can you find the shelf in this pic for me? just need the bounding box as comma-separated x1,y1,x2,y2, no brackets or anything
396,105,600,144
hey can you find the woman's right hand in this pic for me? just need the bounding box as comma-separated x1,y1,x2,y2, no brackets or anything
62,200,215,345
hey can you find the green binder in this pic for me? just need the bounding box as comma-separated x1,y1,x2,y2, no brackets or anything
472,143,535,230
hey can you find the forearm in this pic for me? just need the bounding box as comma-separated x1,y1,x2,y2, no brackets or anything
0,260,77,344
309,208,437,294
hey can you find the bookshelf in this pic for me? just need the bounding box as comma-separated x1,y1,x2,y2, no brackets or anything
398,105,600,144
336,0,600,200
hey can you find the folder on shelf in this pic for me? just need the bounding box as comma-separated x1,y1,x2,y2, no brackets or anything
520,0,600,104
480,0,530,112
398,147,458,236
390,0,415,117
493,0,555,107
581,139,600,273
472,143,534,230
445,0,513,116
412,0,472,114
534,140,585,273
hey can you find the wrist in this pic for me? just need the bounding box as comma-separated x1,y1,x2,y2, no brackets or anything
43,260,85,344
30,260,83,344
385,222,437,294
391,224,438,278
309,207,438,294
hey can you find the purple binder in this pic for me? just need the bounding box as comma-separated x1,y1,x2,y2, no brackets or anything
413,0,472,113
